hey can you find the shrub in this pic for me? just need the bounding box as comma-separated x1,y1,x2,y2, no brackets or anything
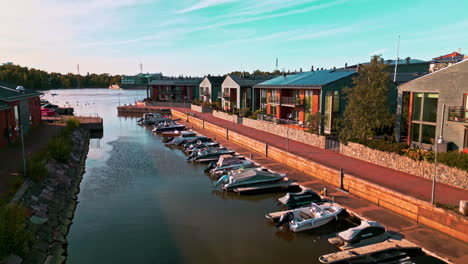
438,151,468,171
47,136,72,163
358,139,408,155
401,148,434,162
26,156,48,182
249,109,263,120
211,101,221,110
306,113,322,134
191,99,203,106
201,101,211,108
66,118,80,130
0,204,31,258
238,108,252,118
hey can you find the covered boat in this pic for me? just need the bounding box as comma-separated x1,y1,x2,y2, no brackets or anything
166,135,210,146
184,141,219,153
138,113,169,125
214,169,286,191
189,147,236,162
267,202,343,232
277,186,322,208
153,121,185,132
328,220,388,250
161,130,197,138
206,155,257,176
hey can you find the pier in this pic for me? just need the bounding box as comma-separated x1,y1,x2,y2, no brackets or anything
42,115,103,131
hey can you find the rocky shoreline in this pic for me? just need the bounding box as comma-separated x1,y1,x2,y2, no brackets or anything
9,129,90,264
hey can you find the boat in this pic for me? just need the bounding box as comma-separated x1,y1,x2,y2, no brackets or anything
188,147,236,162
205,155,257,176
266,202,343,232
328,220,388,250
153,121,185,132
184,141,220,154
137,113,170,125
166,135,210,147
277,186,323,208
161,130,197,138
318,239,423,264
214,168,289,191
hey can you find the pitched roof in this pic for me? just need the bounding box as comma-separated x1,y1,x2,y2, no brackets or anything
390,72,427,84
0,81,42,102
255,69,356,88
204,76,225,86
230,75,275,87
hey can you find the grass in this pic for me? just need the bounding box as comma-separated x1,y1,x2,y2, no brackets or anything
0,204,31,258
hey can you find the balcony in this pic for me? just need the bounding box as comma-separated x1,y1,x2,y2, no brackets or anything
269,96,279,104
448,106,468,123
218,91,230,98
260,97,267,104
281,97,303,106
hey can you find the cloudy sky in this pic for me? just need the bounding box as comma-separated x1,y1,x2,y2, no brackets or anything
1,0,467,76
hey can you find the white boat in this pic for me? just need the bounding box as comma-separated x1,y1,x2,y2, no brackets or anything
214,168,288,191
267,202,343,232
206,155,258,176
328,220,388,250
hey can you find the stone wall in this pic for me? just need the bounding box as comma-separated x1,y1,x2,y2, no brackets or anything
145,101,190,108
191,104,213,113
212,110,242,123
242,118,326,149
340,142,468,190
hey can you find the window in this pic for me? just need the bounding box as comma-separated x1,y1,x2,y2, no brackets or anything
304,90,313,121
270,105,277,117
324,91,333,132
411,92,438,145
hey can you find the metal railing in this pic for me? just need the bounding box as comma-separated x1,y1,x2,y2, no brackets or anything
281,97,303,106
448,106,468,123
218,91,230,98
257,114,301,125
269,96,279,104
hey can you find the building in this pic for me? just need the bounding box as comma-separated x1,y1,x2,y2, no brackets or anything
199,76,224,103
254,69,360,134
121,73,163,86
429,51,465,73
396,59,468,152
147,77,202,102
220,75,273,111
0,81,42,148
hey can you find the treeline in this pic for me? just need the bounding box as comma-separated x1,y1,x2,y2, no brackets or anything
0,64,121,90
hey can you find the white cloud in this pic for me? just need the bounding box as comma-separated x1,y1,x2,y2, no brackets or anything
176,0,238,13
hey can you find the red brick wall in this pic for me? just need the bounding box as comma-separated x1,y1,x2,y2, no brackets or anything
0,109,8,148
28,96,41,127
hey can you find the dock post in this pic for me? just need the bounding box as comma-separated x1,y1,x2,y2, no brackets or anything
265,142,268,157
340,169,344,190
202,119,205,129
226,128,229,139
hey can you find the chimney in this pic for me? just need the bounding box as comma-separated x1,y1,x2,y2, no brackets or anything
311,65,314,72
344,63,347,69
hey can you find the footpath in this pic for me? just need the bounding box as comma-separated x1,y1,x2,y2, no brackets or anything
180,118,468,264
171,107,467,206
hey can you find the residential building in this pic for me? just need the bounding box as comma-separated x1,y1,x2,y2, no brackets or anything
254,69,359,134
429,51,464,73
396,59,468,152
220,75,273,111
0,81,42,148
199,76,224,103
147,77,202,102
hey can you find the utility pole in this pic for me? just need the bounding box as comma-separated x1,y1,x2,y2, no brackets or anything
432,104,445,204
77,64,81,88
276,57,278,71
393,35,400,82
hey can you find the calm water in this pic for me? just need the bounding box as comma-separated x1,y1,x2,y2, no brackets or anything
42,89,347,264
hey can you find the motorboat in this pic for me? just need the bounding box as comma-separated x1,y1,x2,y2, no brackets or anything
166,135,209,147
153,121,185,132
214,168,287,191
205,155,257,176
277,186,322,208
184,141,220,154
161,130,197,138
266,202,343,232
328,220,388,250
188,147,236,162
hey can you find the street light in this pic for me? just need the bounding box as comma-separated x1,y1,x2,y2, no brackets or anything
287,113,292,151
15,126,26,176
432,104,445,205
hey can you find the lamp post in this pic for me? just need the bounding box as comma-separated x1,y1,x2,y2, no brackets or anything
15,126,26,176
432,104,446,205
287,113,292,151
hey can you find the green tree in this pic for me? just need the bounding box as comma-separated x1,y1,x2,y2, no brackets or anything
339,55,394,141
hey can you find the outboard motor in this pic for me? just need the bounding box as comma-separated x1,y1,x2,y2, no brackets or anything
276,212,294,228
214,175,229,187
205,162,216,172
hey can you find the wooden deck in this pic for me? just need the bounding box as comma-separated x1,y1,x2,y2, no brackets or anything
42,115,103,131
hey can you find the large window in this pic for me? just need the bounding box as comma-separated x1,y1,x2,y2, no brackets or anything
260,89,267,109
411,93,438,145
304,90,313,121
324,91,333,133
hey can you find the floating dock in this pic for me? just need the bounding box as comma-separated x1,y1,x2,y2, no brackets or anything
117,106,171,116
43,115,103,131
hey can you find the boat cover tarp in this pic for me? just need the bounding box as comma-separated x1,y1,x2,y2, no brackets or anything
338,221,384,241
231,169,283,183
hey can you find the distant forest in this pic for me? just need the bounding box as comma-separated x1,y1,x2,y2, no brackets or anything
0,64,121,90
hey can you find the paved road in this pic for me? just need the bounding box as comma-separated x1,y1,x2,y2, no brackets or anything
172,107,467,206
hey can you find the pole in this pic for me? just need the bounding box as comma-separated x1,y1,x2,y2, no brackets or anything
393,35,400,83
16,126,26,176
432,104,446,205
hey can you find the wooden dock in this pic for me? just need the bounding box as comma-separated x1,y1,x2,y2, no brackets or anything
117,105,171,116
42,115,103,131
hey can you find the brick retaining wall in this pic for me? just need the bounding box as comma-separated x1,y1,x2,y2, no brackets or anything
171,109,468,243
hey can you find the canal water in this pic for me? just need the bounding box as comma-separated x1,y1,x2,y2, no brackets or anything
40,89,439,264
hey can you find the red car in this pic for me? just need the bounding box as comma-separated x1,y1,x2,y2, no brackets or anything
41,108,57,116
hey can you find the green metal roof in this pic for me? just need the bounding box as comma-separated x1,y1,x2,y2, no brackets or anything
255,69,356,88
0,81,42,102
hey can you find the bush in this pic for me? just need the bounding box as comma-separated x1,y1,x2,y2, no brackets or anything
357,139,408,155
211,101,221,110
438,151,468,171
0,204,31,258
238,108,252,118
47,136,72,163
249,109,263,120
191,99,203,106
306,113,322,134
201,101,211,108
26,156,48,182
66,118,80,130
401,148,434,162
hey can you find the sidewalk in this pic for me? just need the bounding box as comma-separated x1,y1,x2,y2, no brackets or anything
172,107,467,206
0,123,62,199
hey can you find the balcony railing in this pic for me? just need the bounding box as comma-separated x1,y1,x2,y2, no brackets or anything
260,97,267,104
201,91,210,97
269,96,279,104
448,106,468,123
281,97,303,106
218,91,230,98
257,114,301,125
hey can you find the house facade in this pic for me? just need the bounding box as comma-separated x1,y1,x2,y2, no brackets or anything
396,59,468,152
0,81,42,148
199,76,224,103
220,75,272,111
148,77,202,102
254,70,357,134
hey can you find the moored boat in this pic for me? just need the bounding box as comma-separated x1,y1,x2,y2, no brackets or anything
277,186,323,209
328,220,388,250
214,168,289,191
153,121,185,132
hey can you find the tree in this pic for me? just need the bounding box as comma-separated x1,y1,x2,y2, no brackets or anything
339,55,394,142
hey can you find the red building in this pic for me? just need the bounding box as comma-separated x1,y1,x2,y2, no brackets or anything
0,81,42,148
147,77,202,102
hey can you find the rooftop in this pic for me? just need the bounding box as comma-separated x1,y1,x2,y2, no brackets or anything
204,76,225,86
230,75,276,87
149,77,202,86
0,81,42,102
254,69,356,87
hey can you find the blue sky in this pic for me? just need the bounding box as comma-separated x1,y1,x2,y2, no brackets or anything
1,0,467,76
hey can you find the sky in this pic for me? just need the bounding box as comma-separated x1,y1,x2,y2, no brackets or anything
1,0,468,76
